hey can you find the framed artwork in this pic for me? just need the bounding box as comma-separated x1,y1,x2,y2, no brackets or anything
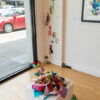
82,0,100,23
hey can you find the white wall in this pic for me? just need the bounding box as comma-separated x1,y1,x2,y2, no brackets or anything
36,0,46,62
36,0,63,66
44,0,63,66
51,0,63,66
64,0,100,77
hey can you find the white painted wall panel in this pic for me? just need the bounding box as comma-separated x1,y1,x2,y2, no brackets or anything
64,0,100,77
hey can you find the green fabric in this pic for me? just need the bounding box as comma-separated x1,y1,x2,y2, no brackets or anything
72,94,77,100
52,0,54,14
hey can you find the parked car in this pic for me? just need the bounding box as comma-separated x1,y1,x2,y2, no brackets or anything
0,9,10,16
3,5,16,9
0,8,26,33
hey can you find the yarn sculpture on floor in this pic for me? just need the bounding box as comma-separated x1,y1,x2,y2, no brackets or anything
33,67,77,100
33,70,68,99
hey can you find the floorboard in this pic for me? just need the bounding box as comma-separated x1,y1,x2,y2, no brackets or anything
0,64,100,100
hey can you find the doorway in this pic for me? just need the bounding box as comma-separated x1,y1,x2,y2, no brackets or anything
0,0,36,81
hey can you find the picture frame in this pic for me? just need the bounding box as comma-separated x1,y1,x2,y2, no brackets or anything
82,0,100,23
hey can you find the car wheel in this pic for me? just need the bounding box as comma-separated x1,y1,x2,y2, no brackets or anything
4,23,13,33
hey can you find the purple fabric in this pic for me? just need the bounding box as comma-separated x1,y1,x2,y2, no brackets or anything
61,86,67,98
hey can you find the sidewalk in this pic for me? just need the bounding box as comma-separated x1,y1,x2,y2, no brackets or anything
0,29,29,80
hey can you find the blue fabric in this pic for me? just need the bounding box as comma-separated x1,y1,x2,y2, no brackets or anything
35,72,39,76
43,94,51,100
43,94,57,100
33,90,44,98
52,72,57,75
61,86,67,98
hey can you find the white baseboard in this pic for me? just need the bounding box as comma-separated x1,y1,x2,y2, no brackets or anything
68,64,100,77
51,60,62,66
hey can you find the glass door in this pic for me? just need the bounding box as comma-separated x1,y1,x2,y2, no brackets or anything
0,0,34,81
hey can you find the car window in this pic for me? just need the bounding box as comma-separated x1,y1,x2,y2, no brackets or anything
17,10,25,16
1,11,16,17
11,7,15,8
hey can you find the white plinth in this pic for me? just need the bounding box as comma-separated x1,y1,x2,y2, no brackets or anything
26,79,73,100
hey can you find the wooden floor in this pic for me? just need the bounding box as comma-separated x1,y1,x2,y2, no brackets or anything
0,64,100,100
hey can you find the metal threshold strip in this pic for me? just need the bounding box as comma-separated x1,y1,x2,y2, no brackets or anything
0,63,32,82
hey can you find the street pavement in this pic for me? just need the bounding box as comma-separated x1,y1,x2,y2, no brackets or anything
0,29,29,80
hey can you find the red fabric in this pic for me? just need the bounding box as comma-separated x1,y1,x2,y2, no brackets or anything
48,83,53,92
50,45,52,48
48,26,52,36
37,61,41,64
38,86,44,92
32,62,36,64
32,61,40,65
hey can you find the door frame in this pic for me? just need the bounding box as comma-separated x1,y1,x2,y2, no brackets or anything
30,0,38,62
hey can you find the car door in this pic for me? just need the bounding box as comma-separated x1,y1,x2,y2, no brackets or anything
14,9,25,29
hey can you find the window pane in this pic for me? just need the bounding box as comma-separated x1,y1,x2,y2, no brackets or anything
0,0,32,81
